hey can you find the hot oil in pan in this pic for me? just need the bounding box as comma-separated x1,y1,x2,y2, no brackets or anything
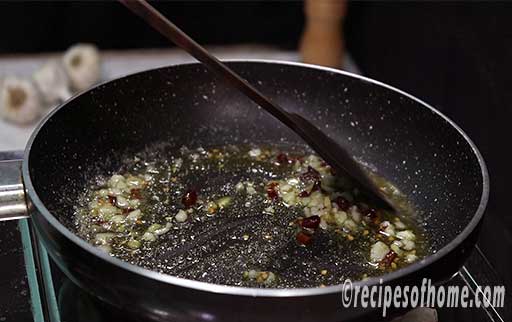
75,144,428,288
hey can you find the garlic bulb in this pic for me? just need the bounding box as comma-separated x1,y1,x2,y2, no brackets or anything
0,77,42,125
33,59,72,106
63,43,101,91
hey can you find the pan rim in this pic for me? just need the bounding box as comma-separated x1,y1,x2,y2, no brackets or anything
22,59,489,298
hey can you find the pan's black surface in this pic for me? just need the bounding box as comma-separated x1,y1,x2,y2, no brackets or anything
22,61,488,321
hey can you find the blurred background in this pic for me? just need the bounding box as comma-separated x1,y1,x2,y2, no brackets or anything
0,0,510,312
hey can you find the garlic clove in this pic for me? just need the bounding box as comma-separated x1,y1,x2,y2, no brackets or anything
0,76,42,125
33,59,72,105
63,43,101,91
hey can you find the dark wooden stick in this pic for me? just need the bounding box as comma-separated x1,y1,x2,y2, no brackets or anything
118,0,395,210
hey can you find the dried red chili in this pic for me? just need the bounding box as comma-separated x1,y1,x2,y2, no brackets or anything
182,189,198,208
296,231,313,246
107,196,116,205
130,189,141,199
301,215,321,229
300,166,321,182
363,207,381,224
298,190,310,198
380,251,397,268
267,182,279,200
299,180,322,198
334,196,351,211
276,153,289,165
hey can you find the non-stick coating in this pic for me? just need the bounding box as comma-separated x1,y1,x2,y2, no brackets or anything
28,61,483,255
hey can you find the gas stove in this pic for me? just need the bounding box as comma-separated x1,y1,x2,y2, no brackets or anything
0,216,508,322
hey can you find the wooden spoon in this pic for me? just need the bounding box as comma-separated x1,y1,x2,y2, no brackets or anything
118,0,396,211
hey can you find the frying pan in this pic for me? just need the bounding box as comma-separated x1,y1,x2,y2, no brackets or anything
0,61,488,321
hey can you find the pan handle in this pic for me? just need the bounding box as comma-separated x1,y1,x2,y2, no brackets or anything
0,152,29,221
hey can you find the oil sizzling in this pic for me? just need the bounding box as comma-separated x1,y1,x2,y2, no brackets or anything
75,144,428,288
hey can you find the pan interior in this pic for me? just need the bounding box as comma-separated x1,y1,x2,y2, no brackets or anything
72,142,429,288
27,62,484,286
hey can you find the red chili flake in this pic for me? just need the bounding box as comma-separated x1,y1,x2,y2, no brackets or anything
312,180,323,192
182,189,198,208
300,166,321,182
298,190,311,198
276,153,289,165
107,196,116,205
130,189,141,199
296,231,312,246
299,180,323,198
380,251,397,268
266,182,279,200
335,196,351,211
301,215,321,229
362,207,381,224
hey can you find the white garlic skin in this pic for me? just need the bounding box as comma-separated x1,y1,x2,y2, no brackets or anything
0,76,42,125
63,43,101,91
33,59,72,106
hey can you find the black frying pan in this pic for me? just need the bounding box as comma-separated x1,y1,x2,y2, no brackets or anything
0,61,488,321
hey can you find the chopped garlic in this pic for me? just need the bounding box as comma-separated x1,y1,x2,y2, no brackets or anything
394,219,406,230
126,209,142,221
126,176,144,188
349,206,362,222
343,219,357,231
396,230,416,241
333,211,347,227
154,223,172,235
246,182,257,195
127,239,141,249
280,184,292,192
110,215,125,224
370,241,390,262
216,196,232,209
108,175,125,187
116,196,129,208
142,232,156,242
175,210,188,222
128,199,140,208
263,272,276,285
248,148,262,157
380,221,396,237
402,239,416,251
107,188,123,196
98,204,120,219
323,196,332,209
263,206,275,214
96,189,108,197
235,182,245,192
282,192,297,205
390,242,403,256
95,233,115,245
147,223,162,233
406,253,418,263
